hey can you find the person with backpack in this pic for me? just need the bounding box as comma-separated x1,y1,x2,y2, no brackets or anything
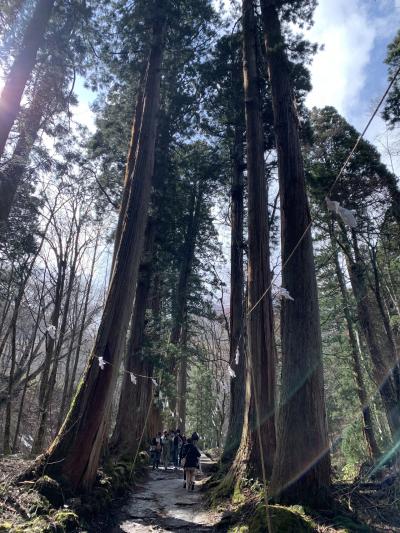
181,437,200,491
191,431,201,472
149,436,161,469
178,435,186,467
172,429,181,469
161,430,169,470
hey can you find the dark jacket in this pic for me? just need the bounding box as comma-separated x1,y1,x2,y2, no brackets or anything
182,443,200,468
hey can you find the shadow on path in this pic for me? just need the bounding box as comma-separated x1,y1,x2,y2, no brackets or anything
110,465,223,532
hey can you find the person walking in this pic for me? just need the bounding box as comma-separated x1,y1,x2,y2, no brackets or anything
178,434,186,467
150,437,161,469
161,430,169,470
179,435,187,486
191,431,201,472
182,437,200,491
172,429,181,469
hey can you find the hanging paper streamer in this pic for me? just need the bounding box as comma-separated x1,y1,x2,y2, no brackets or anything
277,287,294,301
130,373,137,385
46,324,57,339
151,378,158,387
337,205,357,228
326,197,357,228
235,347,240,365
98,356,106,370
272,283,294,302
228,365,236,378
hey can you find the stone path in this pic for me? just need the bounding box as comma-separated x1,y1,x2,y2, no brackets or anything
112,460,222,532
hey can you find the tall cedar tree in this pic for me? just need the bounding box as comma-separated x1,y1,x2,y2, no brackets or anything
232,0,276,479
0,0,55,160
331,236,381,461
0,1,93,224
260,0,331,505
201,34,247,465
110,219,156,458
224,122,246,463
25,9,167,490
307,106,400,439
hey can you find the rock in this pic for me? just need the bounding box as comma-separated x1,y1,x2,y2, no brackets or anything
53,510,79,532
35,476,64,508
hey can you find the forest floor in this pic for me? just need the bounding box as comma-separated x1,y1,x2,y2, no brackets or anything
1,455,400,532
109,465,221,532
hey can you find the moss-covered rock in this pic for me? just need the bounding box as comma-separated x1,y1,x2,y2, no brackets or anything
53,510,79,531
2,454,148,532
251,503,316,533
226,501,317,532
35,475,64,507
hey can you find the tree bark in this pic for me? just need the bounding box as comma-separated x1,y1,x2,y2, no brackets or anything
222,125,246,464
260,0,330,505
30,13,166,491
340,229,400,438
168,180,203,418
176,323,188,434
170,181,202,345
3,320,17,454
332,243,381,460
233,0,277,480
0,0,55,158
111,70,146,268
110,219,156,458
0,72,50,223
368,245,400,398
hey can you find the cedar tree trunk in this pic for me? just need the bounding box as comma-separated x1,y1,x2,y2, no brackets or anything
0,0,55,158
233,0,276,479
222,124,246,464
110,219,156,458
28,14,166,491
260,0,331,505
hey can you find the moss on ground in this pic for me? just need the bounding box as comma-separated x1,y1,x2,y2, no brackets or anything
0,453,149,532
209,468,373,532
0,511,78,532
35,475,64,507
227,502,316,533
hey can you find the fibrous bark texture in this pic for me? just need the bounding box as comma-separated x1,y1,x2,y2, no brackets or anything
260,0,331,506
30,13,166,491
0,0,55,158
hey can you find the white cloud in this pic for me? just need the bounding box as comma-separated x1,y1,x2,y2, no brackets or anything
72,99,95,133
306,0,376,115
305,0,400,175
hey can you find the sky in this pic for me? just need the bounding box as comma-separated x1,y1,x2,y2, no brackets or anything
74,0,400,169
304,0,399,159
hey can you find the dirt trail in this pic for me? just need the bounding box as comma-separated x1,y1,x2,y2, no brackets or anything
112,464,222,532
